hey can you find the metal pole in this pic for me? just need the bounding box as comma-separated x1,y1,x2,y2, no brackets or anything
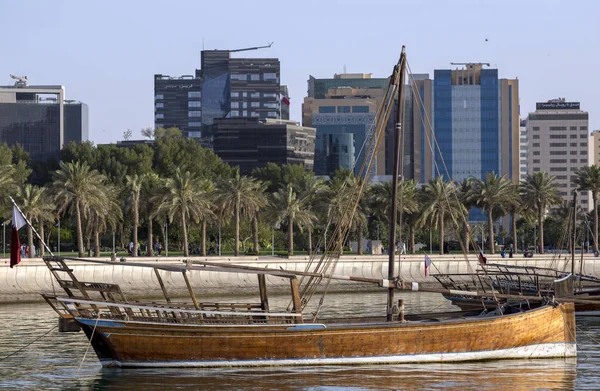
3,221,5,258
572,191,577,276
112,231,115,254
58,220,61,256
272,230,274,256
534,225,537,253
165,222,169,257
218,224,221,256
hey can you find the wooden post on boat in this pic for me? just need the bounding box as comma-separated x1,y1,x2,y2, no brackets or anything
154,268,171,303
386,46,406,321
290,277,302,323
182,271,200,310
258,274,269,311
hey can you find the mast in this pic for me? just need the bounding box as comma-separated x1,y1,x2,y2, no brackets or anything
387,46,407,321
571,190,577,277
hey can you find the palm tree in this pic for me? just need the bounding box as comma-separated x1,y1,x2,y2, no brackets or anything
470,173,517,254
16,184,55,258
125,174,143,257
269,185,316,256
140,172,163,256
520,172,561,254
88,183,122,257
368,179,418,253
506,183,523,252
157,168,213,257
573,165,600,253
52,161,107,257
419,177,466,255
297,176,325,255
214,170,265,256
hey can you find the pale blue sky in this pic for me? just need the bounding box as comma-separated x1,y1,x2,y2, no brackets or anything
1,0,598,145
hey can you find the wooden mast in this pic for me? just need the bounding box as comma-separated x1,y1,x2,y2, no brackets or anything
387,46,407,321
571,190,577,277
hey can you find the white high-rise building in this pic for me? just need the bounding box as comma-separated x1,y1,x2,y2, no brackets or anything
527,98,590,210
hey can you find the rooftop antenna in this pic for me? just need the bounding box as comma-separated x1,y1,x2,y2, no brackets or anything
228,42,273,53
343,64,347,74
9,74,28,87
450,62,491,67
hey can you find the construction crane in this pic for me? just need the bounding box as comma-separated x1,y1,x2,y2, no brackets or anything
10,74,28,87
229,42,273,53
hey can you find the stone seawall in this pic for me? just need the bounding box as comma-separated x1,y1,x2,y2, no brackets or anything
0,253,597,303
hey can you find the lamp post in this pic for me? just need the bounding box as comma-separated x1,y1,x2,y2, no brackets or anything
3,221,5,258
533,225,537,253
218,224,221,256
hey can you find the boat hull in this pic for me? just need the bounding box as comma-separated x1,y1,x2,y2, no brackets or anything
78,303,576,368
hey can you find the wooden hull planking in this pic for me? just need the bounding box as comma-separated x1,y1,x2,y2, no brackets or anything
78,303,576,368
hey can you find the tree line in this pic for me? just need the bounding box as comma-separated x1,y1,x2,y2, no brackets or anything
2,130,600,258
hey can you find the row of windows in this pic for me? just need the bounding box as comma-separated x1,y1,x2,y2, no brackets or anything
155,92,201,100
531,125,587,131
230,73,277,81
231,110,278,118
231,101,278,109
230,92,278,99
318,105,370,114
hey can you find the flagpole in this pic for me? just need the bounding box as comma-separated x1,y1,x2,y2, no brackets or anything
9,196,54,256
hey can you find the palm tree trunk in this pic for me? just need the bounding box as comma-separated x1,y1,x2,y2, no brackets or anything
93,222,100,257
463,224,470,254
133,203,139,257
594,192,599,253
234,201,240,256
118,223,125,250
538,206,544,254
147,214,154,256
409,224,415,254
252,216,259,254
357,222,363,255
488,210,495,254
76,201,84,257
39,223,45,257
201,220,207,256
27,225,33,258
288,222,294,256
511,212,517,253
181,210,189,257
439,214,444,255
308,227,313,255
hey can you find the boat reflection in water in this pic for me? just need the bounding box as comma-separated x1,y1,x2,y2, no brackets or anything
92,359,577,391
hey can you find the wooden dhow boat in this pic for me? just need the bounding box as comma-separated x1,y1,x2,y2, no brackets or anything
21,46,576,368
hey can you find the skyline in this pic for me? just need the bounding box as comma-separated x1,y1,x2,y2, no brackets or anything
1,0,599,145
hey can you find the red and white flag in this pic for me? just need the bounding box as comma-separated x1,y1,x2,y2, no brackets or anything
10,205,27,268
424,255,432,276
281,94,290,106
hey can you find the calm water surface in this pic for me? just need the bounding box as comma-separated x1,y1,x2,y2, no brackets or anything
0,291,598,390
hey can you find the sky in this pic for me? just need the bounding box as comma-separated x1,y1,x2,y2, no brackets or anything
1,0,599,145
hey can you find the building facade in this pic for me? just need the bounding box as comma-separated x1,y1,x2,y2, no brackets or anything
303,73,388,176
590,130,600,167
519,119,528,181
527,99,590,210
0,80,88,161
213,118,315,174
155,48,288,148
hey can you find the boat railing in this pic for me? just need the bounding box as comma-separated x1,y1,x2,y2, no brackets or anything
47,296,301,326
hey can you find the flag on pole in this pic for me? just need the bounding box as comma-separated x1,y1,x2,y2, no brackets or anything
281,94,290,106
424,255,432,276
10,205,27,268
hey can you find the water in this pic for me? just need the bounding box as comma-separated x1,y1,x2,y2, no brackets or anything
0,291,598,390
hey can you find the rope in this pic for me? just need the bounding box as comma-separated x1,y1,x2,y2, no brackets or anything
0,325,57,361
78,312,101,376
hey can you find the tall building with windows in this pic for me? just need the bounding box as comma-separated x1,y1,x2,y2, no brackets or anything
519,119,528,181
213,118,315,174
0,79,88,161
303,73,388,176
527,98,590,210
590,130,600,167
154,47,287,148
